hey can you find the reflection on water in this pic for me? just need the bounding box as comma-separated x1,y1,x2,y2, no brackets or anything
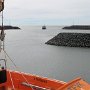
4,26,90,82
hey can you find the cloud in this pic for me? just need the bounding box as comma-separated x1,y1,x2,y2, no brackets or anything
3,0,90,25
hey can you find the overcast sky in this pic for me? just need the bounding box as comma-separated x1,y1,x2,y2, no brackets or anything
2,0,90,25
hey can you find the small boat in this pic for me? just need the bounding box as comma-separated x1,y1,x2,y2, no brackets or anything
0,1,90,90
42,25,46,29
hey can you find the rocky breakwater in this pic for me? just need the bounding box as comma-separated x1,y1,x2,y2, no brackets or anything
63,25,90,30
45,33,90,47
0,25,20,30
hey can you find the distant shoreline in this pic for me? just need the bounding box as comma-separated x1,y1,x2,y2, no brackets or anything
0,25,20,30
63,25,90,30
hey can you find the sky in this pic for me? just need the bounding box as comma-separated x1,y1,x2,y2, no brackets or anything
2,0,90,25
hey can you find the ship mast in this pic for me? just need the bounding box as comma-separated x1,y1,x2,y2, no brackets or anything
0,10,5,51
0,0,4,51
0,0,6,69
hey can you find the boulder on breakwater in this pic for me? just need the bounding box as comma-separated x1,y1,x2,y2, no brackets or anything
45,33,90,47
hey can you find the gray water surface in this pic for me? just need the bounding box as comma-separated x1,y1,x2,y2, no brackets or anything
5,26,90,83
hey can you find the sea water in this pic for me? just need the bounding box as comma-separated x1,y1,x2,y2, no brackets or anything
4,26,90,83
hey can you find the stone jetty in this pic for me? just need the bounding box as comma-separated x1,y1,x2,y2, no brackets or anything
63,25,90,30
45,33,90,47
0,25,20,30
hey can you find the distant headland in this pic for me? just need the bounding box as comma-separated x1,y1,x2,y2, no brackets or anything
63,25,90,30
46,33,90,48
0,25,20,30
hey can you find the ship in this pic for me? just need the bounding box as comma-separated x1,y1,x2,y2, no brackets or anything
42,25,46,30
0,0,90,90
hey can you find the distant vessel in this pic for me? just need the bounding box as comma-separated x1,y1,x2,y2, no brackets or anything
0,0,90,90
42,25,46,29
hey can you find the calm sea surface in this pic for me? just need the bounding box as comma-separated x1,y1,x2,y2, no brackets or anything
4,26,90,83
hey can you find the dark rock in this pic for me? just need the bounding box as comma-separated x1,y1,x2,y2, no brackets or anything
63,25,90,30
45,33,90,47
0,25,20,30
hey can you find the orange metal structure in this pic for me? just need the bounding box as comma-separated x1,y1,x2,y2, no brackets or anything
0,70,66,90
0,69,90,90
